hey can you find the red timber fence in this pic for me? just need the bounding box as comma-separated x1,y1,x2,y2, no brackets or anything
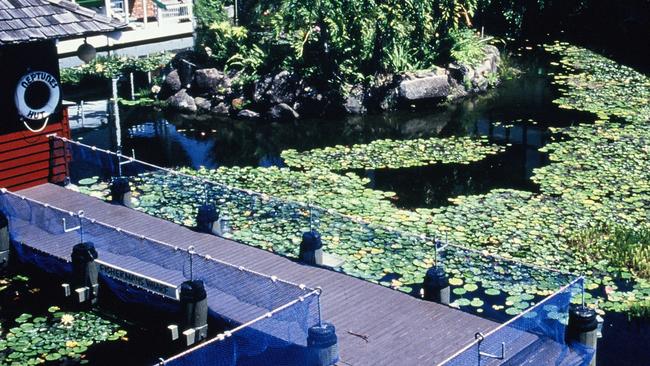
0,109,70,191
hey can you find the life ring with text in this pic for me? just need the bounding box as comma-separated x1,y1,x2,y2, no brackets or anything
14,71,60,133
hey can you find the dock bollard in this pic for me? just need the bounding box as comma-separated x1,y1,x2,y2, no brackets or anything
70,242,99,305
307,323,339,366
566,304,598,366
422,266,450,305
0,214,9,269
196,204,218,234
299,230,323,266
110,177,132,208
179,280,208,346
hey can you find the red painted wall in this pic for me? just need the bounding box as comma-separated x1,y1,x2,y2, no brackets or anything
0,108,71,191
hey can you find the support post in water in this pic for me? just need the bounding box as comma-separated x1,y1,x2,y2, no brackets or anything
197,183,220,234
566,301,599,366
0,213,10,269
69,241,99,306
307,322,339,366
299,229,323,266
178,279,208,346
422,265,450,305
110,176,132,208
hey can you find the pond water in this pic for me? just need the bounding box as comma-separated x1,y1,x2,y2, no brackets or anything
67,46,649,365
0,262,225,365
75,47,593,209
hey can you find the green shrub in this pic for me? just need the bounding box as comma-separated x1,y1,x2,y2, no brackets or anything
194,0,486,86
448,28,491,66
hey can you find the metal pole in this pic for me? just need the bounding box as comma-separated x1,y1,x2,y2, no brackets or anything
143,0,148,26
130,72,135,100
111,77,122,150
188,246,195,281
233,0,238,25
317,292,323,327
80,100,85,128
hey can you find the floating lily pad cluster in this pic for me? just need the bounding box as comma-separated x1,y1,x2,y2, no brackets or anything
0,306,126,365
281,136,504,170
544,41,650,124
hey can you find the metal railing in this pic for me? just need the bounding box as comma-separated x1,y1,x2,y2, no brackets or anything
157,1,193,24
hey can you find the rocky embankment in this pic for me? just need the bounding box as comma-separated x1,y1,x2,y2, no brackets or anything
160,45,500,120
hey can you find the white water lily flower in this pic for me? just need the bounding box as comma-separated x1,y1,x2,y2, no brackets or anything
60,314,75,327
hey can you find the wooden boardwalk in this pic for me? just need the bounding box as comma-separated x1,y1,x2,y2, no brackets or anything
19,183,501,365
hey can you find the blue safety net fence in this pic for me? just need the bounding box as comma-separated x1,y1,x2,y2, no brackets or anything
440,277,594,366
158,290,321,366
0,189,322,364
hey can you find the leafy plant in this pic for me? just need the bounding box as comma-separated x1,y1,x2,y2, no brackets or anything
448,28,491,66
60,53,173,85
568,226,650,280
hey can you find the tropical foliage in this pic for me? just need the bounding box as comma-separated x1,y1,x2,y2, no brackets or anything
194,0,489,86
60,53,173,85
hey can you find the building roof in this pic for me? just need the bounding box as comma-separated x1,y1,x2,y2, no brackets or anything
0,0,124,45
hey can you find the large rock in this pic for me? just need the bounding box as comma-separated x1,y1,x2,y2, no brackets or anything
194,68,226,94
160,69,182,99
448,45,501,96
254,71,300,106
167,89,197,113
194,96,212,112
294,86,328,117
398,72,451,100
211,102,230,116
237,109,260,119
268,103,299,121
343,84,367,114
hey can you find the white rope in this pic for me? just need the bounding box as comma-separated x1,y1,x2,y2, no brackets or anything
22,116,49,133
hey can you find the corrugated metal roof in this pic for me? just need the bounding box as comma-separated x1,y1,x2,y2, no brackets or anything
0,0,123,45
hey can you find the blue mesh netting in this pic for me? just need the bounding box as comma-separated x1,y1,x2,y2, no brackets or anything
0,191,322,363
161,293,320,366
442,277,595,366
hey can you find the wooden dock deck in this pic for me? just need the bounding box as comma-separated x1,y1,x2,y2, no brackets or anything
18,183,500,365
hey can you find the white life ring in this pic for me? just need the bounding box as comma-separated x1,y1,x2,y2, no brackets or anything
14,71,60,132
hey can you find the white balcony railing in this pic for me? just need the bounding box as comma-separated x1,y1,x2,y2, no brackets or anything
157,1,193,24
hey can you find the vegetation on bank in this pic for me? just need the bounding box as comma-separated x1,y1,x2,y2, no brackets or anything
194,0,493,91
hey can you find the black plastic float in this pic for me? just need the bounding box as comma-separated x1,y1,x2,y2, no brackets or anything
68,241,99,305
300,230,323,265
566,304,599,366
422,265,450,305
307,322,339,366
110,176,132,207
174,279,209,346
0,213,9,268
196,203,219,234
